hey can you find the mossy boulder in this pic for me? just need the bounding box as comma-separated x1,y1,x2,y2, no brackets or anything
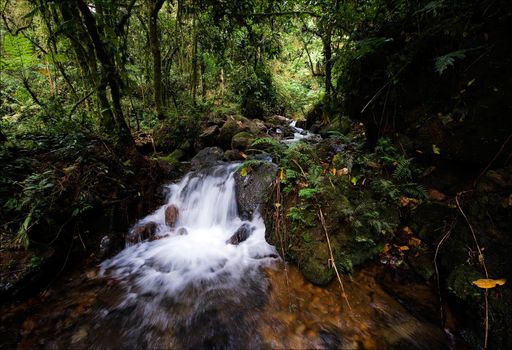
231,131,256,151
218,115,259,149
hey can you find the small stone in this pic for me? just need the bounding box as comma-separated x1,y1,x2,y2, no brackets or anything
128,222,158,243
226,223,254,245
165,205,179,227
177,227,188,236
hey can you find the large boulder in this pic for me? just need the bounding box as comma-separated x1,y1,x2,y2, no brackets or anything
190,147,224,170
234,161,278,220
231,131,256,151
218,115,260,149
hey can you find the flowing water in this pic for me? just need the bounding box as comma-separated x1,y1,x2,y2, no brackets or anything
1,163,460,349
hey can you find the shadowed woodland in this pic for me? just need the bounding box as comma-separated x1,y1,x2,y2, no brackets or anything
1,0,511,349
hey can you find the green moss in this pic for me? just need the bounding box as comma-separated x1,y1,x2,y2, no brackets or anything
158,148,184,165
447,264,482,303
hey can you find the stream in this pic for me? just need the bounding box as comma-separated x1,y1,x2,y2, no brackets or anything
1,145,459,349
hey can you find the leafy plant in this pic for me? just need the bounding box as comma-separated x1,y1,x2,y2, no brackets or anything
435,50,466,75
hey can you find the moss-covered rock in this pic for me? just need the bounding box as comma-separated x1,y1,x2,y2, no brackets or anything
231,131,256,151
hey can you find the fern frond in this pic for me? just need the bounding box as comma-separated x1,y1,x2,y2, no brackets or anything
393,158,412,181
435,50,466,75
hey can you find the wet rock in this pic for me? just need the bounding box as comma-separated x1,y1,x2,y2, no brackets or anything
234,161,278,220
98,233,125,257
190,147,224,170
226,224,254,245
231,131,256,151
127,222,158,244
177,227,188,236
199,125,219,146
223,149,245,161
165,205,179,228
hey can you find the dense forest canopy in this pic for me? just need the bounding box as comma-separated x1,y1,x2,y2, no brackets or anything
1,1,511,349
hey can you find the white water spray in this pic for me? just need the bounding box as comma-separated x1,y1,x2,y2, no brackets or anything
100,164,277,297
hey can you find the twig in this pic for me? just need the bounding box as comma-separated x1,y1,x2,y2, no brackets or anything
455,192,490,349
434,220,456,326
318,207,351,310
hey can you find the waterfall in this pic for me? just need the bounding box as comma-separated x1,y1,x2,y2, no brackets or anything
99,163,277,297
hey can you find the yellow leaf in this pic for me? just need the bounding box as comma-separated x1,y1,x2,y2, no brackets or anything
279,168,284,181
332,154,339,164
432,144,441,155
330,168,337,176
240,167,248,177
399,245,410,251
351,177,357,186
274,203,281,208
472,278,507,289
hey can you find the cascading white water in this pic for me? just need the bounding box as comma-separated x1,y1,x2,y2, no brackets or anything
283,120,314,144
99,163,277,297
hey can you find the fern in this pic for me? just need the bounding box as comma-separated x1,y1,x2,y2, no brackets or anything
298,187,318,199
236,159,265,171
400,183,428,199
435,50,466,75
0,33,37,73
251,137,281,148
392,158,412,181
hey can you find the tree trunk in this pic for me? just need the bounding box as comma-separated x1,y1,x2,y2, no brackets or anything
74,0,134,146
322,28,333,122
148,0,166,120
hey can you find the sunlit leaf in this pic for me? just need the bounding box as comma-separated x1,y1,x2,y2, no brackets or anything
351,177,357,185
240,167,248,177
330,168,336,176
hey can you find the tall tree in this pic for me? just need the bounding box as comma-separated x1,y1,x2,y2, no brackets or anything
148,0,166,120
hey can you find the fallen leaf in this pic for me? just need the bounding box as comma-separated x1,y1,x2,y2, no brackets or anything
472,278,507,289
399,245,410,251
330,168,337,176
403,226,413,235
240,167,248,177
400,196,410,206
240,152,247,159
338,167,349,175
382,243,391,253
408,237,422,246
428,188,446,201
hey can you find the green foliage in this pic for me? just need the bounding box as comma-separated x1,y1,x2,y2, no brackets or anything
435,50,466,75
0,33,38,73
